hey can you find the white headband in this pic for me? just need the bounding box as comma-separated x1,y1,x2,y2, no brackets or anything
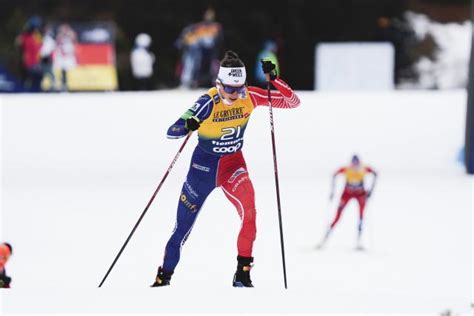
217,66,246,85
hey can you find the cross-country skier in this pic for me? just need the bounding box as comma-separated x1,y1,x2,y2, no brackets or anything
318,154,377,250
0,243,13,288
151,50,300,287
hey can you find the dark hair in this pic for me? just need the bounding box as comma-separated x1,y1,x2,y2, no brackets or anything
3,243,12,254
220,50,245,67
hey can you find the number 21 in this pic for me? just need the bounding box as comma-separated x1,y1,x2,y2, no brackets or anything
221,126,241,140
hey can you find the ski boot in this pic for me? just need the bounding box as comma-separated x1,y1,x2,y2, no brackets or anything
151,266,173,287
232,256,254,288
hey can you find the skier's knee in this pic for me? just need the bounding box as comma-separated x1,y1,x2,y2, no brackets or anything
231,177,256,209
243,206,256,223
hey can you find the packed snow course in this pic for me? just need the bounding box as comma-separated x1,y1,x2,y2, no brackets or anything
1,90,472,314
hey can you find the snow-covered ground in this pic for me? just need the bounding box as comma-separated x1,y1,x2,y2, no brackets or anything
0,90,472,314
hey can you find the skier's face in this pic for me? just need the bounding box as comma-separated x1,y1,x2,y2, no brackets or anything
217,82,246,105
351,159,360,168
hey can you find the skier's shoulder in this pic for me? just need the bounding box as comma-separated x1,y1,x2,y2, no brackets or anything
191,93,209,109
194,87,220,108
206,87,220,104
364,165,376,174
247,85,268,104
187,88,220,121
247,85,264,95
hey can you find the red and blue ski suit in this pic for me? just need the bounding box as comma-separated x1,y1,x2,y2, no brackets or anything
161,78,300,273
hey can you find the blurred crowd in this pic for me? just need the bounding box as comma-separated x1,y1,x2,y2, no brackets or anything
15,15,77,92
171,8,278,90
174,8,222,89
11,8,281,93
6,6,471,93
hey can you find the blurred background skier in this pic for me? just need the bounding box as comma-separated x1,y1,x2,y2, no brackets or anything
318,154,377,250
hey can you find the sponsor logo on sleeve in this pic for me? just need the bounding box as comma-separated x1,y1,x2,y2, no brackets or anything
190,102,200,111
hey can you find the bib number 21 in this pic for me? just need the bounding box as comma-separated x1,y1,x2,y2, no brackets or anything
221,126,241,141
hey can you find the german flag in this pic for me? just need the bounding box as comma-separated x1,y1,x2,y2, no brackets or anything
43,22,118,91
68,42,118,91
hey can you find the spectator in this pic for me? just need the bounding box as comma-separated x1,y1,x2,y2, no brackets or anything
255,40,280,87
16,15,43,92
54,23,77,91
130,33,155,90
176,8,222,89
0,243,12,288
39,24,57,91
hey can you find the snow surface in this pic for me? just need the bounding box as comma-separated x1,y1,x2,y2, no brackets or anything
0,90,472,314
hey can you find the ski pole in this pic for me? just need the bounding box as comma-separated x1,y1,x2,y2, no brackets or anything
362,174,376,250
363,194,374,251
316,198,335,249
98,132,193,287
266,80,288,289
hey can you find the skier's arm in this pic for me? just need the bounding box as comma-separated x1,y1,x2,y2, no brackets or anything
248,59,299,109
166,94,213,139
366,167,378,198
330,168,346,200
248,79,300,109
